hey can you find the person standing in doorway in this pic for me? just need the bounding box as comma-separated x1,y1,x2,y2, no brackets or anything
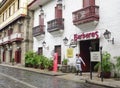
75,54,86,76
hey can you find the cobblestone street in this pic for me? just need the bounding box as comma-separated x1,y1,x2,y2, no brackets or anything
0,65,109,88
0,73,34,88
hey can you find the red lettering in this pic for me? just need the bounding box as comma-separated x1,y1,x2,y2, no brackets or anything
74,34,78,41
74,31,99,41
86,33,90,38
95,31,99,38
91,32,95,37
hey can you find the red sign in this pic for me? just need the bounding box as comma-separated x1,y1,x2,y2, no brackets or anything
74,31,99,41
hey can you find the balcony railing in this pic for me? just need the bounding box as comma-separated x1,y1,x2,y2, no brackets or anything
47,18,64,32
3,36,10,43
72,6,99,25
0,33,23,45
0,39,3,44
32,25,45,37
10,33,22,40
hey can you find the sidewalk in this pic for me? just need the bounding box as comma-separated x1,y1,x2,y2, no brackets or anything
0,64,120,88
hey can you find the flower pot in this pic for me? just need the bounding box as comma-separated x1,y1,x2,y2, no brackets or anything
101,72,111,78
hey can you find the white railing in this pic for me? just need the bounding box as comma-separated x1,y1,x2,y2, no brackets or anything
0,33,22,44
3,36,9,42
10,33,22,40
0,39,3,44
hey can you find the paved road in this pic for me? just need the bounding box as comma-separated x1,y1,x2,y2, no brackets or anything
0,65,109,88
0,73,34,88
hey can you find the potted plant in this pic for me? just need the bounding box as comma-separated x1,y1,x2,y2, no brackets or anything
39,55,48,69
61,58,70,73
62,58,68,65
25,51,35,67
114,56,120,80
46,59,53,71
94,52,113,78
32,54,40,68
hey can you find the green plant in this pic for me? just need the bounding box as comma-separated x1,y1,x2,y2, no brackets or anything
62,58,68,65
39,55,49,69
32,54,41,68
25,51,36,67
114,56,120,78
47,59,53,70
94,52,113,72
116,56,120,72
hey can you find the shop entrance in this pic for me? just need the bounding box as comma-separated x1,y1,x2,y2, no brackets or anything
80,39,99,72
55,45,61,64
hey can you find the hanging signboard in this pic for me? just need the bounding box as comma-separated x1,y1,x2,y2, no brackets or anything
67,48,73,58
90,51,101,62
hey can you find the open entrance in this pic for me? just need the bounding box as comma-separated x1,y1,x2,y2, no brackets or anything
9,50,12,62
55,45,61,64
80,39,99,72
3,50,6,62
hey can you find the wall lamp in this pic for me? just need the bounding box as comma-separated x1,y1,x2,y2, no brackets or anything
39,5,44,17
103,30,114,44
63,37,77,48
42,41,49,50
57,0,65,9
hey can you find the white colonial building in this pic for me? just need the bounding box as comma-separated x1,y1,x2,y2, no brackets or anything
28,0,120,72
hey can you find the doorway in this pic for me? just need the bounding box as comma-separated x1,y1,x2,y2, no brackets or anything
3,50,6,62
38,47,43,55
80,39,99,72
15,49,21,63
55,45,61,64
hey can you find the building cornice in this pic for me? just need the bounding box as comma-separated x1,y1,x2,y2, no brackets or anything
0,14,26,30
0,0,7,8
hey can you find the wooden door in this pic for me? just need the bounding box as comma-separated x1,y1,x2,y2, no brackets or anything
9,50,12,62
80,40,90,72
55,45,61,64
80,39,99,72
38,47,43,55
3,50,6,62
15,49,21,63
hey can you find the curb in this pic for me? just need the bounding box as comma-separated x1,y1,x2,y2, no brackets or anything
85,80,118,88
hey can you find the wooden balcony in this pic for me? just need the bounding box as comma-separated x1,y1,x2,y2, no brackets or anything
32,25,45,37
47,18,64,32
72,6,99,25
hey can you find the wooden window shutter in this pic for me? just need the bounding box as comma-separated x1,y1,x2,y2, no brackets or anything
83,0,95,8
39,15,44,25
55,6,62,18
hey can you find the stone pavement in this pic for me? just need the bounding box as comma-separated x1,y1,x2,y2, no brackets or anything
0,64,120,88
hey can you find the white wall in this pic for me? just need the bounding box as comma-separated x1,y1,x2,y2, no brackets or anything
33,0,120,65
98,0,120,59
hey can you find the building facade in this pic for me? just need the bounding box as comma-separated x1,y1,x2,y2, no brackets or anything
0,0,33,65
29,0,120,72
